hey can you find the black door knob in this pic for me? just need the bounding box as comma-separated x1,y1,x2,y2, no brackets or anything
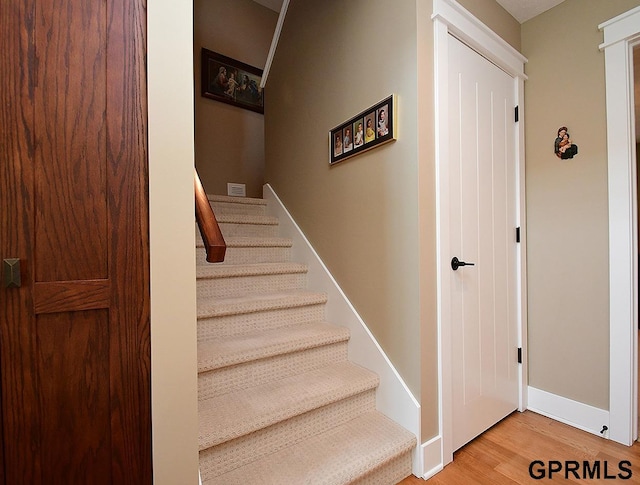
451,257,475,271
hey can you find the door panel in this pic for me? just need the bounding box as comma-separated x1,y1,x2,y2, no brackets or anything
34,0,108,282
0,0,150,482
37,311,111,483
448,34,519,451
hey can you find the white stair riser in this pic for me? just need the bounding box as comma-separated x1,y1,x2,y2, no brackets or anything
196,246,291,265
199,389,377,481
210,201,266,216
198,304,326,340
198,341,349,400
197,272,306,300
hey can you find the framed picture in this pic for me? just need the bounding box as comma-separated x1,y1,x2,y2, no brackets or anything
329,95,396,164
201,48,264,114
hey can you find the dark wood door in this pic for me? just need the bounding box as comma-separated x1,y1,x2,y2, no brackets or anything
0,0,151,483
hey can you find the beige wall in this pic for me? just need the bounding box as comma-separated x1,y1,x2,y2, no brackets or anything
264,0,518,441
265,0,424,423
148,0,199,483
522,0,640,410
457,0,520,51
194,0,277,197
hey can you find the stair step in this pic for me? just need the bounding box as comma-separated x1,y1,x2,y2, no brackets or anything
209,194,267,206
197,261,306,279
209,195,267,216
196,236,293,249
197,321,350,400
198,289,327,319
218,213,279,237
216,213,276,225
199,389,376,480
203,411,416,485
198,361,379,450
198,338,348,400
197,236,293,265
197,262,308,300
196,213,279,239
198,290,328,340
227,236,292,247
198,321,349,373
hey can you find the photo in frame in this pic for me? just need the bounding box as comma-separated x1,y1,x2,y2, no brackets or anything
329,95,396,164
201,47,264,114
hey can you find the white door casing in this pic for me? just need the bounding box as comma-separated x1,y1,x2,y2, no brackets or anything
432,0,527,466
448,34,519,451
599,6,640,446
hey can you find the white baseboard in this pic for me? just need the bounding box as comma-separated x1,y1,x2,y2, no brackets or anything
420,435,443,480
263,184,424,476
527,386,610,438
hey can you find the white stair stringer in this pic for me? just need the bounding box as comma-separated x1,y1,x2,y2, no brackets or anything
196,194,416,484
263,186,424,475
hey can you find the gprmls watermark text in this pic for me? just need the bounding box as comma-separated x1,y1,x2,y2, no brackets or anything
529,460,632,480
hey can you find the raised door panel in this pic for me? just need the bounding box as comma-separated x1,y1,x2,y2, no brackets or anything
34,0,108,282
37,311,112,483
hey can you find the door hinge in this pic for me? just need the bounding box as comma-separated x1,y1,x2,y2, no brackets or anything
514,105,519,122
516,227,521,243
517,347,522,364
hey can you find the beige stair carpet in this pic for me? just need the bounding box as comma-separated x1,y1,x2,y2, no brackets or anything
197,194,415,484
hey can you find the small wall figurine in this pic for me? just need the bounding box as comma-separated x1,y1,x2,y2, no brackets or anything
554,126,578,159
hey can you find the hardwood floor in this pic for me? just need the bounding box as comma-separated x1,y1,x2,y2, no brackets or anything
397,410,640,483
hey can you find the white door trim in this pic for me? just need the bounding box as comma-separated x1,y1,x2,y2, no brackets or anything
432,0,528,465
599,6,640,446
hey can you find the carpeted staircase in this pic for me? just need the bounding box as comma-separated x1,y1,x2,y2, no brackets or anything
196,194,416,485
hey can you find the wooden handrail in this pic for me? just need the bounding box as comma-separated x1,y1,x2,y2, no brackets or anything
195,169,226,263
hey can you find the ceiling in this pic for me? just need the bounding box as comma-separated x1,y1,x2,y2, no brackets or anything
252,0,283,13
494,0,566,23
252,0,567,24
